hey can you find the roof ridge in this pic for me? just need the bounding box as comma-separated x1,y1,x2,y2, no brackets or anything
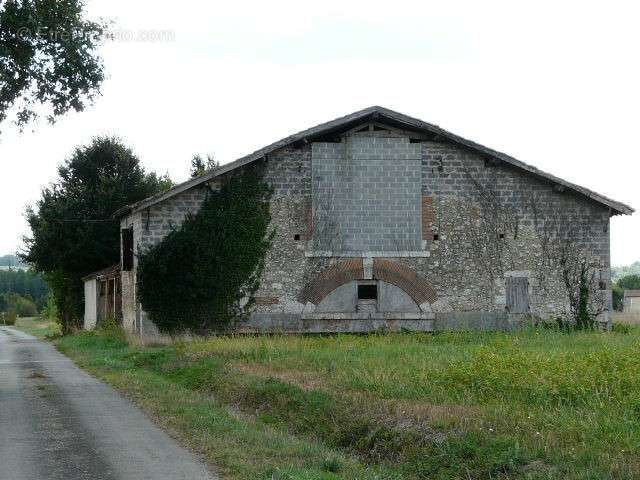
116,106,633,217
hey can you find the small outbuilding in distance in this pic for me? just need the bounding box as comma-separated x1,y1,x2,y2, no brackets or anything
623,290,640,313
82,264,122,330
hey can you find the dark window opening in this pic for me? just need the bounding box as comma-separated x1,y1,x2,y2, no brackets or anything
433,234,440,241
358,284,378,300
499,233,505,239
122,227,134,271
409,138,422,143
294,234,301,241
599,281,607,290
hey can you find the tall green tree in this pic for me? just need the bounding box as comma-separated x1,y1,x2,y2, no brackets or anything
22,137,169,333
190,154,218,177
0,0,106,131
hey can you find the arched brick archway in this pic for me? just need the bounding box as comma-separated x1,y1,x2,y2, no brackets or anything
298,258,437,306
298,259,363,305
372,259,437,305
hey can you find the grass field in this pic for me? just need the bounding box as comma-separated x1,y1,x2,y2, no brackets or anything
613,311,640,325
13,316,61,338
52,325,640,480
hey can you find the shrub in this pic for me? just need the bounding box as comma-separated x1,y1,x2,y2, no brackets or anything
14,296,38,317
618,274,640,290
98,317,126,342
612,322,631,334
137,168,272,333
41,292,59,321
612,282,624,311
2,310,17,326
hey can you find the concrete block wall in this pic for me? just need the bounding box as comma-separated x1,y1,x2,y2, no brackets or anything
311,135,422,252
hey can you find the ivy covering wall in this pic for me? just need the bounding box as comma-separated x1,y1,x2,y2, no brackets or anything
137,169,272,333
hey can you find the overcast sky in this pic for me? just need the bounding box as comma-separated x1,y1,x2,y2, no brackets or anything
0,0,638,265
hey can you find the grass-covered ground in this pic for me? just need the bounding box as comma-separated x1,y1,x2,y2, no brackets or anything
14,316,61,338
613,311,640,325
52,325,640,480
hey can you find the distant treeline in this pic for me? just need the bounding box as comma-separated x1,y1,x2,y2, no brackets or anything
0,269,50,314
612,261,640,281
0,254,25,268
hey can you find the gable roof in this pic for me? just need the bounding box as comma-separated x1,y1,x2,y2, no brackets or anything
116,106,634,217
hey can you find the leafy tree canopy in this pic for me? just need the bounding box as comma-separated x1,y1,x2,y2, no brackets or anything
190,153,218,178
618,274,640,291
0,268,49,308
0,0,106,130
1,292,38,316
22,136,169,332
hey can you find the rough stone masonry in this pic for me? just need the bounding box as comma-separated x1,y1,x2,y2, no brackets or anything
114,106,633,334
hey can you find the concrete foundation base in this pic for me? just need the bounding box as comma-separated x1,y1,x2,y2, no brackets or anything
233,311,529,333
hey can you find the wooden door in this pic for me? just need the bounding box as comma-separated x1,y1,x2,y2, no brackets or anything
506,277,529,313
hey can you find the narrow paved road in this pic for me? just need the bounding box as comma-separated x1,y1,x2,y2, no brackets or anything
0,327,216,480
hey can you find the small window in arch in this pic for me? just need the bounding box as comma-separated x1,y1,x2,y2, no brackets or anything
358,283,378,300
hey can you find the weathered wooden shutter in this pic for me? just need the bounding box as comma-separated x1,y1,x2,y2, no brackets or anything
121,227,134,271
506,277,529,313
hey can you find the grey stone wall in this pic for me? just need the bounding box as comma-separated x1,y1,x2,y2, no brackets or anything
416,141,611,318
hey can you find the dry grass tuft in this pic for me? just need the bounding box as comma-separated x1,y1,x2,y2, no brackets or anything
125,330,201,347
612,312,640,325
233,362,329,391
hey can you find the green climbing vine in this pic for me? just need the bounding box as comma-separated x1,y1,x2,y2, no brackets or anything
137,168,273,333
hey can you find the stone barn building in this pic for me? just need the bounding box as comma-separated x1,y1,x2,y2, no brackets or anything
114,106,633,334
